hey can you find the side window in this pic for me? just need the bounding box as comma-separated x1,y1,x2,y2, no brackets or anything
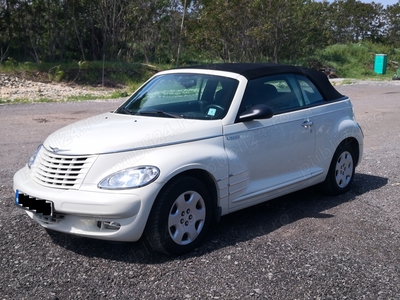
239,74,304,115
296,76,324,105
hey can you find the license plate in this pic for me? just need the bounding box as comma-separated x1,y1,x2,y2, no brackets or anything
15,190,53,216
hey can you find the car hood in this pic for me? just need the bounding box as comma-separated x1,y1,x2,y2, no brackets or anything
43,112,223,155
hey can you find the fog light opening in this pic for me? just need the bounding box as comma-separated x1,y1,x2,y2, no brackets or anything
97,221,121,231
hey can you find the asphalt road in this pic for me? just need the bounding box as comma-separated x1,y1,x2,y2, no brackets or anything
1,81,399,299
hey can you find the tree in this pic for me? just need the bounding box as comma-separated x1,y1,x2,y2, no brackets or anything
0,0,397,65
384,2,400,45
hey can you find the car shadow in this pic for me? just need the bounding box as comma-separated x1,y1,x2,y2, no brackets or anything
46,172,387,264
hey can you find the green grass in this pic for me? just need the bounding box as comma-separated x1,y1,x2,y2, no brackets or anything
0,94,121,104
0,99,14,104
66,94,108,101
0,98,36,104
0,60,162,86
309,41,400,79
66,91,130,101
3,44,400,83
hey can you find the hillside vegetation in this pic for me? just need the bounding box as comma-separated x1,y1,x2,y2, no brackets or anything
310,42,400,79
1,0,400,91
1,42,399,91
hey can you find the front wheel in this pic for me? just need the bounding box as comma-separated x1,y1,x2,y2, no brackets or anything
145,176,212,255
322,144,355,195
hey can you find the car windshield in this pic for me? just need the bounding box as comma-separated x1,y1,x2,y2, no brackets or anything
116,73,239,120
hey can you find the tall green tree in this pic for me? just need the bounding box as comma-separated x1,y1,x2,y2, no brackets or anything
328,0,384,44
384,2,400,46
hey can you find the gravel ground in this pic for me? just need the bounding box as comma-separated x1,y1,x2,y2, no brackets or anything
0,81,400,299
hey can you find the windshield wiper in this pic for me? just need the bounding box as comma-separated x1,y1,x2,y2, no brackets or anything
139,110,184,118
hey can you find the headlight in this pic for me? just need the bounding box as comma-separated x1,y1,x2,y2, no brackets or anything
98,166,160,190
28,145,42,169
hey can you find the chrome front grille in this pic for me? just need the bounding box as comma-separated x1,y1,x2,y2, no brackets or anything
32,148,97,190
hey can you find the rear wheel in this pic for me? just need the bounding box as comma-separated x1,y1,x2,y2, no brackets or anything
145,176,212,255
322,144,355,195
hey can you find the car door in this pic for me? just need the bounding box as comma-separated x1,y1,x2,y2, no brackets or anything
223,74,316,211
296,74,351,176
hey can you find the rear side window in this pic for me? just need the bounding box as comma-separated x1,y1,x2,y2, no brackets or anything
296,76,324,105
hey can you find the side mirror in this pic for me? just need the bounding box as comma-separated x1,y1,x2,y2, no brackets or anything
238,104,274,122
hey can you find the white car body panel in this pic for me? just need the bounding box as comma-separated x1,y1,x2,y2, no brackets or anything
43,113,223,155
13,65,364,245
308,100,364,174
224,107,315,210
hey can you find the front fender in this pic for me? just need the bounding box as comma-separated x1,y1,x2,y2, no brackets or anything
83,136,229,209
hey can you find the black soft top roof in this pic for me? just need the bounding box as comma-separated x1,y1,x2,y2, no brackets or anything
180,63,343,101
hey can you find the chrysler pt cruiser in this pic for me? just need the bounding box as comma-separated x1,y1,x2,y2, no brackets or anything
14,64,363,255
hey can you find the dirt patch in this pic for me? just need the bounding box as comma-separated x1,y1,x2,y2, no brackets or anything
0,73,118,101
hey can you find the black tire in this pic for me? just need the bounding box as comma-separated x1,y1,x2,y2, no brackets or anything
322,144,355,195
145,176,212,255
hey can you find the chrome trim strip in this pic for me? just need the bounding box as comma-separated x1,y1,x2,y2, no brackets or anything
229,169,248,177
229,176,249,187
229,186,247,195
231,171,324,203
216,175,229,182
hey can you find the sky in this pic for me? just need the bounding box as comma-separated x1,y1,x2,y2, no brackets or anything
360,0,399,5
322,0,400,6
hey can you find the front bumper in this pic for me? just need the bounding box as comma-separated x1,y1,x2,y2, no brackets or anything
13,166,157,242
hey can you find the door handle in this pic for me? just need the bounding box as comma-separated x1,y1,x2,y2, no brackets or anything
301,120,313,129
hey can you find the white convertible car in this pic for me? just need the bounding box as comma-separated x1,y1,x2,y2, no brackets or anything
14,63,363,255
